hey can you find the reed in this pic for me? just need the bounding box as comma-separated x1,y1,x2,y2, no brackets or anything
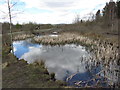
33,33,94,46
13,34,34,41
33,33,120,85
33,32,119,63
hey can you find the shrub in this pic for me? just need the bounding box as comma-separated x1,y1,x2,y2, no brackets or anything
50,72,55,81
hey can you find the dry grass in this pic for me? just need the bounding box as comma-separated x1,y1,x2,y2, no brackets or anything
33,33,93,45
33,32,119,64
13,34,34,40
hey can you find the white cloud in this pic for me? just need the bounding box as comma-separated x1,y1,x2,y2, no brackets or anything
19,44,89,80
0,0,117,24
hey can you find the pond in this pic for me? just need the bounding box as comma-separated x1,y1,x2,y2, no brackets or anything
12,38,118,87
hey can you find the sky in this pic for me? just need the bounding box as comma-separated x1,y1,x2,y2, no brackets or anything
0,0,118,24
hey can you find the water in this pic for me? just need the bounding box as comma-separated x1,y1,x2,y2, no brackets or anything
12,39,118,87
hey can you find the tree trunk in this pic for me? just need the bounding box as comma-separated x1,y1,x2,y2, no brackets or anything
7,0,14,53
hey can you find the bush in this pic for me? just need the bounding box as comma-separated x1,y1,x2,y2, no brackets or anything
50,72,55,81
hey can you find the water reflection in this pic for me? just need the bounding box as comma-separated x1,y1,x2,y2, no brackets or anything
13,39,90,80
13,39,119,87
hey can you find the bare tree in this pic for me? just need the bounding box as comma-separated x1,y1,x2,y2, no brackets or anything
1,0,21,53
7,0,14,53
73,14,80,24
87,12,95,21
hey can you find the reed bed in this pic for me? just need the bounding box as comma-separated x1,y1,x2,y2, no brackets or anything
33,33,119,63
13,34,34,41
33,33,93,46
33,33,119,86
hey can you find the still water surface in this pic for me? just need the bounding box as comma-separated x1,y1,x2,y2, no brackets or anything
13,39,111,87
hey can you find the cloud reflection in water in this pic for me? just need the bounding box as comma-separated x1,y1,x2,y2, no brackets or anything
13,40,90,80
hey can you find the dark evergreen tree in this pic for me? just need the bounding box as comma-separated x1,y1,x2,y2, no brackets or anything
102,3,109,27
102,0,117,32
95,10,101,21
117,0,120,19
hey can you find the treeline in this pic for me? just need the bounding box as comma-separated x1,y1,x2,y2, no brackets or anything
98,0,119,32
2,22,54,34
59,0,120,35
2,0,120,35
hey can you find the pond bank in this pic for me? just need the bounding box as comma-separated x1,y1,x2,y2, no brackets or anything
5,31,119,88
2,44,67,88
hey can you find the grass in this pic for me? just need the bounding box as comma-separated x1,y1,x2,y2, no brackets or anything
33,32,119,84
13,34,34,41
2,26,119,88
33,33,93,46
2,39,66,88
33,32,119,65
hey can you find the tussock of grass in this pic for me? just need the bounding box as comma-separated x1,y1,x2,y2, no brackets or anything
2,62,9,69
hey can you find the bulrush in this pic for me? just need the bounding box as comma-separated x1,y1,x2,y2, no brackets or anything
34,32,119,86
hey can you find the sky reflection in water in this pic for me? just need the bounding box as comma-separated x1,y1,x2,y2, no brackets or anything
13,39,118,87
13,39,90,81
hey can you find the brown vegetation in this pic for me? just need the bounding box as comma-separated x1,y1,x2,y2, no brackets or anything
13,34,34,40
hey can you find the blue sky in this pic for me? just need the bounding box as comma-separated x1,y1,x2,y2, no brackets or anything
0,0,117,24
